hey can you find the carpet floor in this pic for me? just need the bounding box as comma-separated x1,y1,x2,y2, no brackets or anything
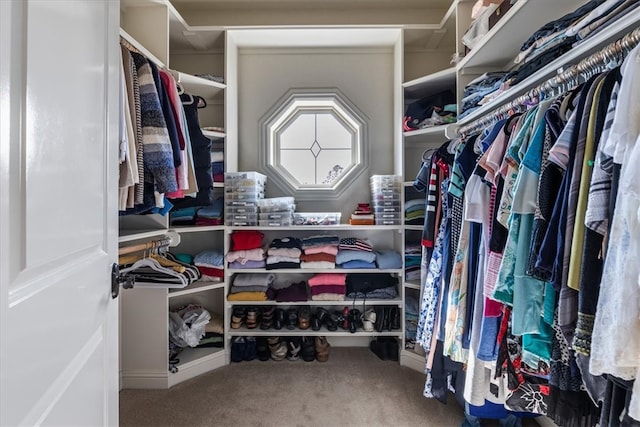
120,347,539,427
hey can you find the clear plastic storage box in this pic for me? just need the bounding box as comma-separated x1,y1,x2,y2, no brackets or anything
292,212,341,226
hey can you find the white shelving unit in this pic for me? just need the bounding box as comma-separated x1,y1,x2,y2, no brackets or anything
223,225,406,354
118,0,228,389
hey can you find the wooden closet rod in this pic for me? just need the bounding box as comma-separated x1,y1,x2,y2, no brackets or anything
457,27,640,138
118,231,181,256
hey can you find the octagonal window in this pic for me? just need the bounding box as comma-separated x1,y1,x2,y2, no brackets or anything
260,89,368,197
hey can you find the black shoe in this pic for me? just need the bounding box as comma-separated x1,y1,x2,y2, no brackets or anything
390,307,401,330
243,336,257,361
256,337,270,361
260,306,275,330
287,337,302,361
316,307,330,325
369,338,388,360
349,309,362,333
286,308,298,330
382,307,391,331
375,307,386,332
273,308,285,330
382,337,399,361
231,336,246,363
300,336,315,362
311,314,322,331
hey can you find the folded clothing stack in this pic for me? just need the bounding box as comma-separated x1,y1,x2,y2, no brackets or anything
404,293,420,348
169,206,199,226
195,197,224,226
345,273,399,300
300,235,339,269
226,230,266,269
211,148,224,183
266,237,302,270
227,273,275,301
403,90,457,131
307,273,346,301
404,198,425,225
349,203,374,225
193,249,224,281
336,237,376,269
404,243,422,282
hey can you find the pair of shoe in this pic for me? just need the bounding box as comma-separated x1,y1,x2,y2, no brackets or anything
268,336,288,361
374,307,401,332
256,337,270,361
311,307,329,331
315,336,330,362
231,307,246,329
361,308,377,332
246,307,258,329
287,337,302,361
369,337,399,361
300,336,315,362
230,336,257,362
260,306,275,330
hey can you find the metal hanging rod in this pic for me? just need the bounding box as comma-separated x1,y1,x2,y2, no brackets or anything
457,27,640,138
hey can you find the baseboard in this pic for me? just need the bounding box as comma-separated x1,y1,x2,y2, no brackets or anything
121,370,170,389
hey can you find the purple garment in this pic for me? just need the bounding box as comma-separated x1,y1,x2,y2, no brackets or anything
275,281,308,302
228,260,265,269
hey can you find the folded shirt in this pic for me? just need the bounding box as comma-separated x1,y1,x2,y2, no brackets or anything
301,235,340,249
309,284,346,296
310,293,345,301
267,255,300,264
375,250,403,270
338,238,373,252
228,259,266,269
230,230,264,251
227,291,268,301
266,261,301,270
194,250,224,268
230,285,268,293
271,272,311,289
303,245,339,256
226,248,265,265
269,237,303,250
300,252,336,263
232,272,275,288
275,281,308,302
300,261,335,270
346,273,398,294
267,247,302,258
338,260,377,269
336,249,376,265
346,285,398,300
307,273,347,286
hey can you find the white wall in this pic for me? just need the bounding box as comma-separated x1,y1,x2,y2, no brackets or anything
237,47,395,217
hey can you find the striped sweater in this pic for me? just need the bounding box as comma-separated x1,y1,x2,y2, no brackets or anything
130,52,178,194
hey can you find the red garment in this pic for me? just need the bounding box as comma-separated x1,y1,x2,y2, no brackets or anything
230,230,264,251
196,265,224,278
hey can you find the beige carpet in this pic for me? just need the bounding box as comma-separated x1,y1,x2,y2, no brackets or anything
120,347,539,427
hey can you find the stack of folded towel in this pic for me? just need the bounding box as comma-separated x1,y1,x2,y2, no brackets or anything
227,273,275,301
266,237,302,270
226,230,265,269
404,243,422,281
193,250,224,282
336,237,376,269
307,273,346,301
300,235,339,269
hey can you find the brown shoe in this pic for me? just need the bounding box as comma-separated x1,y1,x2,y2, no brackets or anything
314,336,330,362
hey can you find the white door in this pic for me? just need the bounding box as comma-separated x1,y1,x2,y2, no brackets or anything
0,1,120,426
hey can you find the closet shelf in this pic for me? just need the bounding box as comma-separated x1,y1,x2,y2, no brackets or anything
170,70,226,100
456,0,586,70
225,299,403,307
119,28,166,68
403,67,457,100
403,126,449,143
118,229,170,243
172,225,225,234
404,281,421,291
169,281,225,298
202,129,226,140
227,268,403,274
229,327,403,337
456,11,640,129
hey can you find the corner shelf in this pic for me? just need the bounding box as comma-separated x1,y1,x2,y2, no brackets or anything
202,129,226,140
169,281,226,298
225,299,403,307
403,125,449,144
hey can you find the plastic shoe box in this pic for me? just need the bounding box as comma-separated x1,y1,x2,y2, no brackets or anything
259,212,294,220
224,171,267,186
375,218,402,226
292,212,341,226
225,191,264,201
258,218,293,227
226,204,259,214
256,197,296,213
227,213,258,222
225,220,259,227
373,205,402,213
